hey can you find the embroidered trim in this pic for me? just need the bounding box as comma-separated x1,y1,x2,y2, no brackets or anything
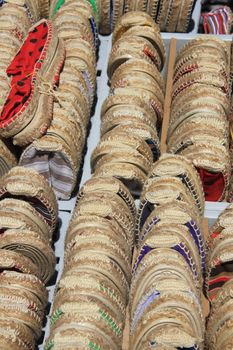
23,4,35,24
89,17,99,50
88,0,98,17
99,284,117,301
131,289,160,333
185,220,205,273
44,340,54,350
50,308,64,325
88,341,102,350
98,309,122,335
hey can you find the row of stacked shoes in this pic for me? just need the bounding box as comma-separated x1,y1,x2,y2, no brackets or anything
43,166,233,347
205,204,233,349
46,155,233,349
44,12,165,348
19,0,98,199
93,0,197,34
45,176,135,349
0,0,99,346
49,0,197,34
129,154,206,349
127,154,233,348
0,0,197,36
92,11,165,196
44,11,210,349
0,1,33,175
229,94,233,200
0,3,59,348
167,36,231,202
0,166,58,349
0,0,98,199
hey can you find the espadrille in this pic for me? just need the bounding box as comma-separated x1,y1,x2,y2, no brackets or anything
0,166,58,232
0,6,31,38
45,328,115,350
0,304,43,340
0,1,40,24
145,153,205,215
74,191,135,234
130,275,198,322
0,229,56,283
178,142,230,202
66,212,133,249
53,7,95,47
48,301,123,349
77,176,136,217
169,37,230,202
0,248,40,277
94,161,148,197
112,11,161,48
176,37,228,65
110,57,165,92
0,198,51,239
19,134,80,200
137,222,203,278
62,252,129,298
139,176,200,219
108,36,163,79
131,291,204,341
91,131,153,172
131,248,201,301
137,200,201,242
110,86,163,126
0,139,17,177
206,205,233,300
0,19,65,145
58,269,126,309
65,227,131,265
0,319,35,349
0,334,29,350
175,0,196,32
51,294,123,334
101,117,160,161
206,279,233,349
0,270,48,306
54,273,126,320
64,236,131,283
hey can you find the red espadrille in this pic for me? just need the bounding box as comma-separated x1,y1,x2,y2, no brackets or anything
0,19,65,146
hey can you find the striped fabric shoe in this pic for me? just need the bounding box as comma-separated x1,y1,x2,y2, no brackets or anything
201,6,233,34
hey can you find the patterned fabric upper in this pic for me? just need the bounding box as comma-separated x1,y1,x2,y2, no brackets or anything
0,21,48,125
198,168,225,201
201,6,233,34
